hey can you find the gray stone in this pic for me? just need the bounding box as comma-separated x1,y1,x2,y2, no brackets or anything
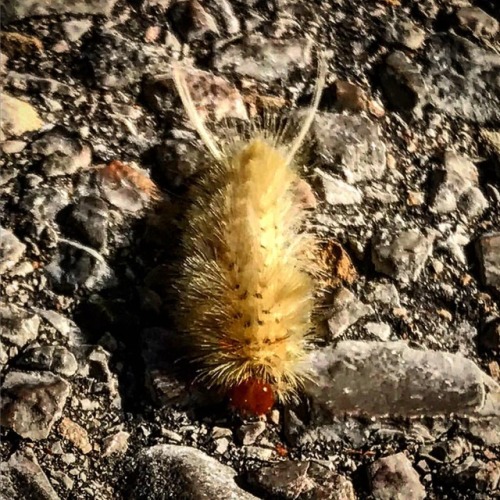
132,445,258,499
213,35,312,82
2,139,27,154
369,453,425,500
0,302,40,365
168,0,219,42
21,187,70,227
372,228,435,283
0,370,70,440
456,7,499,38
33,308,84,346
313,113,386,182
328,288,374,338
380,51,427,117
385,19,426,50
431,152,484,215
477,232,500,293
0,451,60,500
423,34,500,124
0,226,26,273
88,27,171,89
247,460,355,500
45,241,115,295
16,346,78,377
458,186,488,219
452,457,500,492
5,72,74,97
62,19,93,42
102,431,130,457
237,421,266,446
467,416,500,446
32,127,92,177
61,196,109,249
365,322,392,341
365,282,400,306
1,0,118,22
305,341,500,417
316,170,363,205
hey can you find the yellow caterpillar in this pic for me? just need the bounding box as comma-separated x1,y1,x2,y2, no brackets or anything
173,59,327,415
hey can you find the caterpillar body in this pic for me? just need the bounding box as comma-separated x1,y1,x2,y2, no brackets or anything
173,60,327,416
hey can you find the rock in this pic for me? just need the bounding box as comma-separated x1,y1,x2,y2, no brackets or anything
453,457,500,492
102,431,130,457
316,170,363,205
60,196,109,249
31,127,92,177
213,35,312,82
45,241,115,295
380,51,427,117
369,453,426,500
313,113,387,182
33,308,84,346
305,340,500,417
237,421,266,446
85,346,118,395
131,445,258,499
0,226,26,273
0,370,70,440
168,0,219,42
144,67,247,121
467,417,500,446
1,0,118,22
456,7,499,38
432,437,472,463
365,282,401,307
247,460,355,500
98,160,158,211
423,34,500,124
476,232,500,294
0,93,44,137
21,187,70,229
365,321,392,341
58,417,92,454
430,152,485,215
0,31,43,57
479,317,500,352
330,80,368,112
372,228,435,283
5,72,73,97
62,19,93,42
16,346,78,377
328,287,374,338
2,139,27,154
0,302,40,365
458,186,488,219
385,19,426,50
87,27,171,89
0,451,60,500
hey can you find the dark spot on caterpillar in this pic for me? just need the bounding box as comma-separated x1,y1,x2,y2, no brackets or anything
257,319,264,326
244,320,251,328
233,312,243,319
254,292,263,299
275,318,280,324
263,309,270,314
234,284,240,290
263,338,270,344
239,291,248,300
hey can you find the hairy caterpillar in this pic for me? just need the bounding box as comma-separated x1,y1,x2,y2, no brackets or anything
173,59,327,416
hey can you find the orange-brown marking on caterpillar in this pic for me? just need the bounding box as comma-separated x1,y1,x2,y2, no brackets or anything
228,378,275,416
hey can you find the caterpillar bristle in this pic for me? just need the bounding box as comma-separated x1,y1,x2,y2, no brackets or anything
173,56,327,415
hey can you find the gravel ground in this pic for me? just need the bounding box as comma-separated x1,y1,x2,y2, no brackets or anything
0,0,499,499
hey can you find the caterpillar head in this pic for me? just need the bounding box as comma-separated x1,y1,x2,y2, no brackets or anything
228,378,275,416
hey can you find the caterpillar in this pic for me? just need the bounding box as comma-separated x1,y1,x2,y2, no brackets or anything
173,58,327,416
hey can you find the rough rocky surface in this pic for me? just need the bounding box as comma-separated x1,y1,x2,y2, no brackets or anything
131,445,258,499
1,0,500,499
